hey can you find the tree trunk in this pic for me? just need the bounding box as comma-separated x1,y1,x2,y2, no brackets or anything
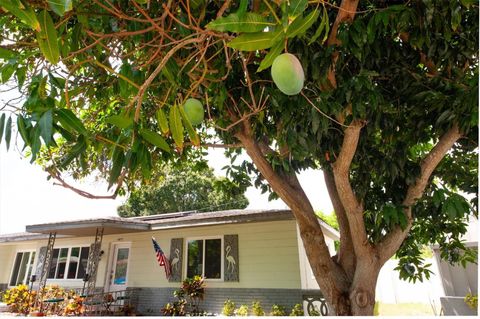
234,126,381,316
349,259,380,315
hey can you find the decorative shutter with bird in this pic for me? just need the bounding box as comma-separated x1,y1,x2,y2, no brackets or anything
169,238,183,282
35,246,47,277
224,234,239,282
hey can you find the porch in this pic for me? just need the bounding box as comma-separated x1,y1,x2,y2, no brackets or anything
22,217,150,316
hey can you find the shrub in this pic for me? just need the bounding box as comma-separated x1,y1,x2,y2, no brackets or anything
234,304,249,316
162,299,187,316
2,284,36,315
289,303,304,316
41,284,71,316
162,276,205,316
63,296,85,316
309,308,320,316
222,299,235,316
465,293,478,310
181,276,205,314
251,301,265,316
270,304,286,316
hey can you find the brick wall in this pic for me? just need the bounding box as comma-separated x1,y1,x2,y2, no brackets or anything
129,287,304,315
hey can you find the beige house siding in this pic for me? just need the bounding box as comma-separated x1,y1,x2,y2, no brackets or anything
116,220,301,289
0,220,303,290
0,245,14,285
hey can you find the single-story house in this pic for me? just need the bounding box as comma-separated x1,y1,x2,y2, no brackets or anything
0,209,339,315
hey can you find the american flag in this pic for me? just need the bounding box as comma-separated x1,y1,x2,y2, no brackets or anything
151,237,171,279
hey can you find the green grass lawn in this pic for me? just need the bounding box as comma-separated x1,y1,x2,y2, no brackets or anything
375,302,436,316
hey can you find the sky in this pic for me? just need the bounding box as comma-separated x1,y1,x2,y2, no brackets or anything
0,139,333,234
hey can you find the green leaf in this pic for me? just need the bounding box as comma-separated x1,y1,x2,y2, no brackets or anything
257,40,284,72
451,5,461,31
106,114,133,130
0,48,14,59
36,10,60,64
4,116,12,150
39,109,53,145
0,0,40,31
237,0,248,17
178,105,200,146
286,9,319,38
206,13,275,33
16,67,27,88
190,0,204,10
38,76,48,99
288,0,308,18
16,115,29,146
156,108,169,135
55,108,89,136
443,200,457,220
53,123,74,142
228,29,284,51
47,0,72,16
309,7,329,45
59,135,86,168
108,144,125,189
139,128,171,152
169,103,184,151
432,190,444,207
0,113,5,143
29,124,41,162
1,65,15,83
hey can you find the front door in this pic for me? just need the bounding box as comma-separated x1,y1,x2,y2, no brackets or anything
108,243,130,292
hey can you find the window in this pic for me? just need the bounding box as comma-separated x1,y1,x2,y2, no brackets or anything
9,251,36,286
48,246,89,280
186,238,222,279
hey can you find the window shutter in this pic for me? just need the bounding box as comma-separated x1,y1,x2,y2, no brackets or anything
35,246,47,277
169,238,183,282
224,234,239,282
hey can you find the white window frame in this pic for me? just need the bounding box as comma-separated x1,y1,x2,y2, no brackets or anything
184,236,224,282
8,250,36,287
47,245,90,281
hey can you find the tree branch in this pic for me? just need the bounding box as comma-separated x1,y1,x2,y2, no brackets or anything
324,169,356,279
378,124,462,262
332,120,371,257
47,168,118,199
133,35,204,121
325,0,360,89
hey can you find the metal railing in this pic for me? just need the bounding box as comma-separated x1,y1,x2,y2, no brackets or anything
303,291,330,316
83,288,138,316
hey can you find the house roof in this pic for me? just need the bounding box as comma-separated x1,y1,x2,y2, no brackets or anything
25,216,150,236
141,209,295,229
0,232,69,243
1,209,339,240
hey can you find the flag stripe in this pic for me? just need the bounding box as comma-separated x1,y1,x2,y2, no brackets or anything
152,237,172,279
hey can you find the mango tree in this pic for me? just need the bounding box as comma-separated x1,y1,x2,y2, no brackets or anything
0,0,477,315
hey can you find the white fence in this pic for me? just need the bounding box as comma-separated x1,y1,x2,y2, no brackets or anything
376,257,444,307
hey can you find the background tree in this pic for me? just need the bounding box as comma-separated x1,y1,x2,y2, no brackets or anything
0,0,477,315
117,161,249,217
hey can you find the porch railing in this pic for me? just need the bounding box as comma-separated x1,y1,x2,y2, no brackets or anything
82,288,139,316
302,290,330,316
